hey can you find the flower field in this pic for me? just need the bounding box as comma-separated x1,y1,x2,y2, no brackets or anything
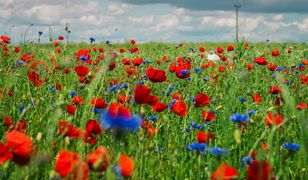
0,35,308,179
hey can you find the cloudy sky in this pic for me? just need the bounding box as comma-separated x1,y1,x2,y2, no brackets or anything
1,0,307,43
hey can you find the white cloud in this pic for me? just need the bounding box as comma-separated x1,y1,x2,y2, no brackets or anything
298,18,308,32
273,14,284,21
128,16,154,25
107,2,130,16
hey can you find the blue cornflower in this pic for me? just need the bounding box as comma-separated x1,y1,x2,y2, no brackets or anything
194,68,201,74
297,64,304,68
69,91,77,97
79,55,88,61
271,73,276,79
186,77,191,81
239,97,247,103
149,116,158,122
31,102,36,107
189,122,209,129
121,83,128,88
230,113,249,123
190,96,195,102
17,60,24,66
168,87,174,91
38,31,43,36
93,108,103,115
106,40,111,45
187,143,207,151
282,142,300,151
247,110,256,116
210,147,229,156
275,67,284,71
203,77,210,81
108,84,120,92
89,37,95,43
241,155,253,168
180,69,189,75
189,47,196,52
139,81,145,85
168,99,177,108
49,87,56,93
100,105,141,132
18,105,26,112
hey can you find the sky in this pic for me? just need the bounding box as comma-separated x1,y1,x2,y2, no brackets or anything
0,0,308,43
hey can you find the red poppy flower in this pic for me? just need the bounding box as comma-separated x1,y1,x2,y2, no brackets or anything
171,100,187,117
216,47,224,54
162,55,168,62
28,71,43,88
142,121,159,136
0,142,13,164
169,62,177,72
268,63,277,71
132,57,143,66
252,93,262,104
265,112,283,126
55,150,89,180
56,83,62,91
120,48,126,53
130,39,136,45
72,96,85,105
152,102,168,112
194,93,210,108
77,49,91,61
218,66,226,72
197,131,214,143
175,65,190,79
118,154,134,177
269,86,281,94
199,47,205,52
1,35,10,43
74,65,89,77
134,85,157,105
86,146,110,172
58,36,64,40
300,75,308,85
202,111,215,122
296,102,307,110
211,162,238,180
171,93,182,100
14,47,20,53
227,45,234,51
272,49,279,57
107,102,131,121
247,160,272,180
86,120,102,135
5,130,34,165
90,98,108,109
246,63,254,70
146,67,167,83
130,47,139,53
58,121,80,138
108,61,116,70
254,57,267,65
66,104,77,115
122,58,131,65
53,41,59,47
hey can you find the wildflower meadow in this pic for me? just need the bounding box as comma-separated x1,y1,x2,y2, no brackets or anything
0,33,308,180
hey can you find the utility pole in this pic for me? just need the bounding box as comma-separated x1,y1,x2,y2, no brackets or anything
234,0,241,43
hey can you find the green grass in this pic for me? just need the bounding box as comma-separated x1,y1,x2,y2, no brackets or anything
0,41,307,179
